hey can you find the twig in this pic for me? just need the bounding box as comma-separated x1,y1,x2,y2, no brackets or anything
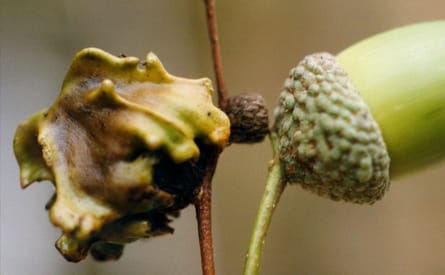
194,1,230,275
204,0,228,110
195,148,220,275
243,134,286,275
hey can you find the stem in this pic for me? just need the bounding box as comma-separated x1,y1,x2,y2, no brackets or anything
204,0,228,110
195,148,220,275
243,134,286,275
195,1,230,275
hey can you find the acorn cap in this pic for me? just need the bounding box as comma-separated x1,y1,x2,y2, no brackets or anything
273,53,390,204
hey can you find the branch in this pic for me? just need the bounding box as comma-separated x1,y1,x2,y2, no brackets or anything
195,1,230,275
195,148,220,275
204,0,228,110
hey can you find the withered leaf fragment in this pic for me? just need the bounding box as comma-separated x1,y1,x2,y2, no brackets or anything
13,48,230,261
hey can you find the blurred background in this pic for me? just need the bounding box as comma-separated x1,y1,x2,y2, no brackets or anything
1,0,445,274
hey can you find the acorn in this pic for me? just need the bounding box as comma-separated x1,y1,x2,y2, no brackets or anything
273,21,445,204
244,21,445,275
226,94,269,144
13,48,230,261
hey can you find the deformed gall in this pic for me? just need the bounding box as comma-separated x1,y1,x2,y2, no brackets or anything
13,48,230,261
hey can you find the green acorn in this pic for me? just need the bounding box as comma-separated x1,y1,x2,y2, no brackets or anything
13,48,230,261
245,21,445,275
273,21,445,204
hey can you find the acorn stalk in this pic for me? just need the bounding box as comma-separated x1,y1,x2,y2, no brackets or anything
337,21,445,177
244,133,284,275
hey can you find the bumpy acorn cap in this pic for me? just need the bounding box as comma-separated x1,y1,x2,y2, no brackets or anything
273,53,390,204
226,94,269,143
13,48,230,261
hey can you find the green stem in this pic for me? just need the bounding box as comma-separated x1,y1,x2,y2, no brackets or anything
243,134,286,275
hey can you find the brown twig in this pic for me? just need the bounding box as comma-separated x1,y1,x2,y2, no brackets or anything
194,1,229,275
204,0,228,110
195,148,220,275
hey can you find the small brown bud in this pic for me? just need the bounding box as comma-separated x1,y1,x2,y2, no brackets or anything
226,94,270,144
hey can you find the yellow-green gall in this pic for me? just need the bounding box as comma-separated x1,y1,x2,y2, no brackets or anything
13,48,230,261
